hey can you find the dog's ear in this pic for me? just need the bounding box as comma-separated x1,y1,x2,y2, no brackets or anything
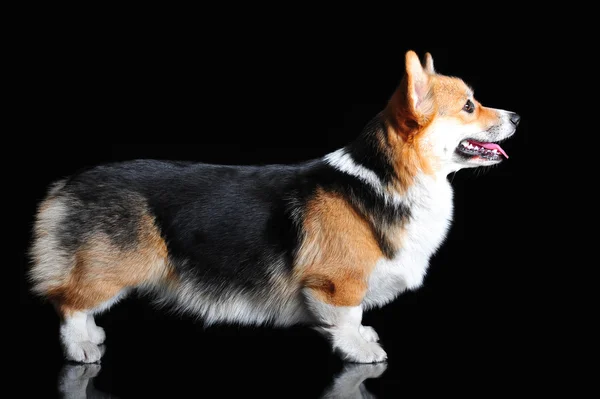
404,51,432,119
424,52,435,74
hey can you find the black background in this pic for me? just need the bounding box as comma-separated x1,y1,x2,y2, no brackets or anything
16,16,541,398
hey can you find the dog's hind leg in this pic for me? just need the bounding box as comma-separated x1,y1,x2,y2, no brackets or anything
47,240,168,362
85,290,129,345
50,275,134,363
59,311,104,363
56,291,130,362
86,314,106,346
30,194,172,363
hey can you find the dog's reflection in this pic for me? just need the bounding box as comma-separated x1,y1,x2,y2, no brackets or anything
58,360,386,399
321,363,387,399
58,362,114,399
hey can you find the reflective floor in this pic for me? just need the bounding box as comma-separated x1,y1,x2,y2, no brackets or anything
20,297,534,398
58,359,388,399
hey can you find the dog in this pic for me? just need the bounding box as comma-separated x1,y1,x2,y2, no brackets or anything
29,51,519,363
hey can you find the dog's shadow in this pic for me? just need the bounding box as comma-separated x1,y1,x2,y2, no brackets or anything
58,360,386,399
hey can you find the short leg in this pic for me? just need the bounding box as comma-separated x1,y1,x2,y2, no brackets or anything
55,290,128,363
60,311,103,363
86,315,106,345
305,289,387,363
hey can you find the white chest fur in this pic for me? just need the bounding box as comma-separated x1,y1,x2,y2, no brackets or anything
363,175,454,310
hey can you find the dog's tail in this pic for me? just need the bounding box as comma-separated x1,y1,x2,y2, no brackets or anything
28,179,72,297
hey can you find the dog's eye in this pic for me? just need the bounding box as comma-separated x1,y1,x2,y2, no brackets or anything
463,99,474,113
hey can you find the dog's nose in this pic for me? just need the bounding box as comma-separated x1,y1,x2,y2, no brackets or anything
510,113,521,126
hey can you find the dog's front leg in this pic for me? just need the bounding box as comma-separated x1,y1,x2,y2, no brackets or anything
304,286,387,363
359,325,380,342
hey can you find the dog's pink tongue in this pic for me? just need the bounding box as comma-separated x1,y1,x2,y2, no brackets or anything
469,140,509,158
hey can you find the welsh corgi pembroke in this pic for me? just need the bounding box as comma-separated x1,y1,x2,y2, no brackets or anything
29,51,520,363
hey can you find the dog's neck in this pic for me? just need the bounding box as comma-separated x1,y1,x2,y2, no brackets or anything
345,114,444,194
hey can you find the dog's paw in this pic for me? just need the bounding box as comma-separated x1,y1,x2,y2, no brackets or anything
64,341,103,363
344,341,387,363
87,325,106,345
359,325,380,342
334,332,387,364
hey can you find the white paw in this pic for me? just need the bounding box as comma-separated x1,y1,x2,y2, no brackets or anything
64,341,103,363
88,325,106,345
334,332,387,363
359,325,379,342
343,341,387,363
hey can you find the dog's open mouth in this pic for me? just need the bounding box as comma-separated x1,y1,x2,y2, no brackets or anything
457,139,508,161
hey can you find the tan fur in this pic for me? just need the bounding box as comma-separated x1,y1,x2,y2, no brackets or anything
297,51,508,309
424,52,435,74
384,119,436,191
380,52,437,191
382,51,503,192
46,213,173,317
296,189,383,307
473,101,503,130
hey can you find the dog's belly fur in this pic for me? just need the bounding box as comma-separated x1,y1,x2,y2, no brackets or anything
363,177,453,309
151,276,312,327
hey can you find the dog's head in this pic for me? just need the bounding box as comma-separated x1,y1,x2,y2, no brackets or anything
385,51,520,175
